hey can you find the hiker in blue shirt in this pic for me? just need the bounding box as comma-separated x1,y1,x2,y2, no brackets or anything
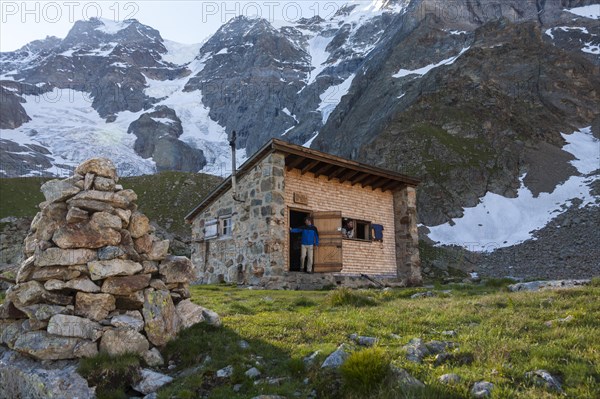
290,217,319,273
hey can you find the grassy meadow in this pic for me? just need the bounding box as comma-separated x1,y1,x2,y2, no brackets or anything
77,280,600,399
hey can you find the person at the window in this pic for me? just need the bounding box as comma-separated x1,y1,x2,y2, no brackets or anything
342,219,354,239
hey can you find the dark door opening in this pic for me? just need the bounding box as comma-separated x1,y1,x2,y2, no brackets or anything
289,209,311,272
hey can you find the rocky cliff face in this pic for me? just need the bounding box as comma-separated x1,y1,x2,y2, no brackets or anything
1,0,599,251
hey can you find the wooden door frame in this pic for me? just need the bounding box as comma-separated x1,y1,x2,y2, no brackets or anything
287,206,312,272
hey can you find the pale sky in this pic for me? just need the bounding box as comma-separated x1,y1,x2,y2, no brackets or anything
0,0,356,51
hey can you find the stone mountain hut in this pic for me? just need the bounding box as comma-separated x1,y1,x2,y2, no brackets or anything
185,139,422,289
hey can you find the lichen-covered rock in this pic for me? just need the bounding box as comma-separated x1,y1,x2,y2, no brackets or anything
91,211,123,230
88,259,143,280
65,277,102,293
70,190,130,209
134,234,153,254
75,292,116,321
35,248,97,267
40,179,81,203
175,299,205,330
98,245,126,261
159,255,195,283
142,289,180,346
47,314,103,341
0,320,26,347
52,221,121,249
147,240,169,261
110,311,144,331
66,207,88,224
75,158,118,181
29,266,81,282
6,281,48,307
114,208,132,227
129,212,150,238
18,304,69,321
94,176,116,191
101,274,151,295
13,331,93,360
100,328,149,356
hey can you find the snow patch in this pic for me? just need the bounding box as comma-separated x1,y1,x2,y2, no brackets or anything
303,132,319,148
95,18,133,34
317,74,356,124
305,34,336,85
582,43,600,54
393,47,470,78
427,127,599,252
566,5,600,19
161,40,203,65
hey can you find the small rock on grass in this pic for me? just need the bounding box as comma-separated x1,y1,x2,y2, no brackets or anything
349,333,377,347
132,369,173,395
303,350,320,366
238,340,250,349
471,381,494,398
525,370,562,392
544,315,574,327
390,365,425,388
411,291,435,299
216,365,233,378
321,344,349,369
142,347,164,367
439,373,461,384
245,367,261,379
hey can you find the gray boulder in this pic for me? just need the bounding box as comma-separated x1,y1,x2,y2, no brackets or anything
471,381,494,398
99,328,149,356
0,347,95,399
321,344,350,369
525,369,562,392
40,179,81,203
13,331,96,360
132,368,173,395
47,314,103,341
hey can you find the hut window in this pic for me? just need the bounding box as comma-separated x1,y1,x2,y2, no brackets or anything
204,219,218,240
221,216,233,237
342,218,372,241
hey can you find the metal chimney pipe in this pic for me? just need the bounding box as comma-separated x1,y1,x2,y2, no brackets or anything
229,130,237,199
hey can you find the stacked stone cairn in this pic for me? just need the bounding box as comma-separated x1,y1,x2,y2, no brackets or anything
0,158,218,361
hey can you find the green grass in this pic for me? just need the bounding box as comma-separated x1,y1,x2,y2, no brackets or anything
78,352,141,398
148,284,600,399
340,348,390,394
0,172,222,236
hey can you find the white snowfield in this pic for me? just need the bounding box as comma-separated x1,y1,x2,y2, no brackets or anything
427,127,600,252
566,5,600,19
393,47,470,78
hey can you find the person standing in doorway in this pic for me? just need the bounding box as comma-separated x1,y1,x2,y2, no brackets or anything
290,217,319,273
